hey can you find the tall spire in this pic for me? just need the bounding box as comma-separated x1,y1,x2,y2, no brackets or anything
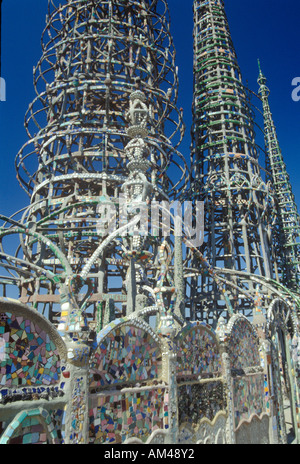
188,0,274,325
258,61,300,292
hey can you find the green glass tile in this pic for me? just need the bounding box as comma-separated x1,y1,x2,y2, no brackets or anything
23,433,32,444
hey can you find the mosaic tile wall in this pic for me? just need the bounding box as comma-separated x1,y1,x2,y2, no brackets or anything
263,375,270,414
232,374,265,429
227,318,260,370
0,309,277,444
176,324,221,379
89,323,162,389
0,312,61,387
89,387,167,443
178,381,226,427
70,376,87,444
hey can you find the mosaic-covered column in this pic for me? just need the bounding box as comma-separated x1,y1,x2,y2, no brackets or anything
216,317,235,444
63,339,90,444
160,316,178,444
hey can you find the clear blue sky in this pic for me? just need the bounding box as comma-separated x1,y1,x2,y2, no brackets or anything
1,0,300,220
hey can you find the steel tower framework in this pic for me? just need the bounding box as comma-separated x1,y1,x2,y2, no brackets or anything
0,0,300,446
187,0,277,325
0,0,188,331
258,62,300,293
1,0,299,333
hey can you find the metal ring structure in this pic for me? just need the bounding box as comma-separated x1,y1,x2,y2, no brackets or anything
1,0,189,325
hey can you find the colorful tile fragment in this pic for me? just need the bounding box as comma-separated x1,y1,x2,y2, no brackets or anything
0,408,60,444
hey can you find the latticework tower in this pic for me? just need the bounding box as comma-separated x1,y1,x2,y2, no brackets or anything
0,0,188,330
258,61,300,293
187,0,276,325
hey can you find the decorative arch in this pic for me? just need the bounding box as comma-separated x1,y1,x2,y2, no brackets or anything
175,321,222,379
266,297,298,443
176,322,226,444
226,314,260,370
0,407,60,444
225,314,268,440
0,297,67,388
89,317,163,388
88,317,168,444
267,298,297,337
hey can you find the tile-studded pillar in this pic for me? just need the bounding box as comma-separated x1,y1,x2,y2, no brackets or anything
160,317,178,444
264,340,279,444
63,340,90,444
216,317,234,444
221,351,235,444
